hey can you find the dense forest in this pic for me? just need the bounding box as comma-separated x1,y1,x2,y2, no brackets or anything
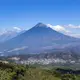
0,62,80,80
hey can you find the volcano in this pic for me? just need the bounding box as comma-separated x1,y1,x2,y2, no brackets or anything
0,23,79,55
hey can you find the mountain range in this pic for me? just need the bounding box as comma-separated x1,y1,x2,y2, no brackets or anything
0,23,80,56
0,28,26,43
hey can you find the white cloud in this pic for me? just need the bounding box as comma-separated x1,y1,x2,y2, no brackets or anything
8,46,28,52
47,24,70,33
47,24,80,38
70,33,80,38
66,24,80,29
0,27,23,36
13,27,22,32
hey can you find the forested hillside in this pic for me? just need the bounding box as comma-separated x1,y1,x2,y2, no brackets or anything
0,62,80,80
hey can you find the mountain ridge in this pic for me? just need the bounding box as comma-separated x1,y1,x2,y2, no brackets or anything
0,23,80,56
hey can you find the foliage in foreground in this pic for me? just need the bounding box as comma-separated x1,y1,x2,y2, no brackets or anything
0,62,80,80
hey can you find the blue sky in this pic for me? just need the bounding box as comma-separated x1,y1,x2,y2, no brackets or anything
0,0,80,37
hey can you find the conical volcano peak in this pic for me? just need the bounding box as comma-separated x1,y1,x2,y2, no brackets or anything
34,22,48,28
